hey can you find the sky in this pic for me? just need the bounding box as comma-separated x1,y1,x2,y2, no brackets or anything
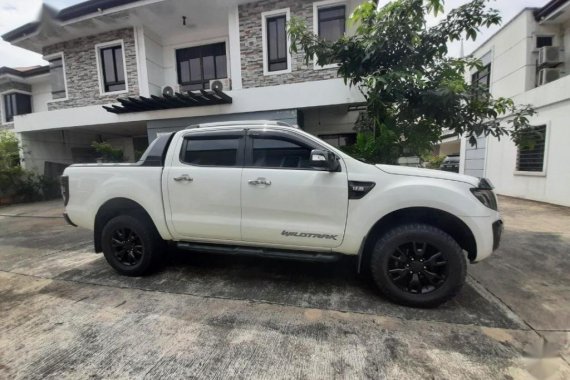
0,0,552,68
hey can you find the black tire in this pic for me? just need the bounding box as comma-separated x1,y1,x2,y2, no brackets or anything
369,224,466,308
101,214,163,276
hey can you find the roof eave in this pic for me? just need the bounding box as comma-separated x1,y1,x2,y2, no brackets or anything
534,0,570,21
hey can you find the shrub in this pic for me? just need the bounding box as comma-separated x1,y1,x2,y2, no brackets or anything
0,130,61,205
422,154,446,169
92,141,124,163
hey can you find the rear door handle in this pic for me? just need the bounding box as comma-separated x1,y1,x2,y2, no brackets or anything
174,174,193,182
248,178,271,186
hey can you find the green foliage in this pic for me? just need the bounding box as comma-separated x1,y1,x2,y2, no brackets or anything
0,166,60,204
0,130,20,169
421,153,446,169
289,0,536,164
92,141,124,163
0,130,59,205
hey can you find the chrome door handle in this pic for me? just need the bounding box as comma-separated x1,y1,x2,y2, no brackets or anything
248,178,271,186
173,174,193,182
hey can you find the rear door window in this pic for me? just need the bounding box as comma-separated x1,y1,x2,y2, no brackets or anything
181,133,243,166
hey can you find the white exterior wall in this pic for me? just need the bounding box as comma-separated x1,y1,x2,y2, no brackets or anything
14,78,364,133
31,80,51,113
20,129,137,173
161,25,230,91
462,9,570,206
143,29,166,97
303,106,359,137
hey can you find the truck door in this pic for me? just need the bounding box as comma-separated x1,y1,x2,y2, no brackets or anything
164,129,244,242
240,129,348,249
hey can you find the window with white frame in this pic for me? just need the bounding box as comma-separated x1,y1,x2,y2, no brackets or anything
316,2,346,42
97,42,127,93
48,55,67,100
516,125,547,173
262,9,291,74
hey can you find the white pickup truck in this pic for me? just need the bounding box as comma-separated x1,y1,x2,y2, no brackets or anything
62,120,503,307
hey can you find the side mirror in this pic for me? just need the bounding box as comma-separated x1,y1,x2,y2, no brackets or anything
310,149,340,172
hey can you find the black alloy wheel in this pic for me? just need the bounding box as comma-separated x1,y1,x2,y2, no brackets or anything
102,214,163,276
387,241,448,294
369,224,467,308
111,227,144,266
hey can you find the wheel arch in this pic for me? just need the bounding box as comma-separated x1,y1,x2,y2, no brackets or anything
359,207,477,271
94,198,157,253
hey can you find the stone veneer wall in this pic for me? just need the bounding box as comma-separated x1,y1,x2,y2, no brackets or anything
239,0,339,88
43,28,139,111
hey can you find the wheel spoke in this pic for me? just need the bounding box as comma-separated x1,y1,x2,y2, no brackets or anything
419,242,427,257
389,268,409,282
390,253,407,264
111,227,143,266
424,252,442,264
408,273,421,292
423,270,444,284
387,241,449,295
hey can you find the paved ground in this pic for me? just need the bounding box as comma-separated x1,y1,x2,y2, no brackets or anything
0,196,568,379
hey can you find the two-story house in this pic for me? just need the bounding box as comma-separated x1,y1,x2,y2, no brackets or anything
1,0,364,176
461,0,570,206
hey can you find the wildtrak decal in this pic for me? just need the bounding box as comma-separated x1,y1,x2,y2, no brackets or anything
281,230,338,240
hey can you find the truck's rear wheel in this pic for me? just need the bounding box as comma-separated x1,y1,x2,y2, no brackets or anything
369,224,466,308
101,215,162,276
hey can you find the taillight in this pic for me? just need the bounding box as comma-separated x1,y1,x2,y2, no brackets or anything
60,175,69,206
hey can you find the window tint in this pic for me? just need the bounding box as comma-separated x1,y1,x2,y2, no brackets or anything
176,43,227,91
516,126,546,172
252,137,312,168
536,36,553,49
49,57,66,99
266,15,288,72
100,45,126,92
318,5,346,42
3,93,31,123
182,136,239,166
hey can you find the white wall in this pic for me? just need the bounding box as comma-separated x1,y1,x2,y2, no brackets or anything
460,10,570,205
14,78,365,133
31,80,51,113
302,106,359,137
20,129,96,173
485,100,570,206
469,10,533,98
20,129,137,174
144,29,166,97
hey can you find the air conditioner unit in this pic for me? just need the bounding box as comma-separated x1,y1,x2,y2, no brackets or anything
161,85,180,96
538,46,563,67
209,78,231,92
538,68,564,86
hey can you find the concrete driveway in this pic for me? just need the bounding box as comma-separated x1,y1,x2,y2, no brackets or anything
0,196,568,379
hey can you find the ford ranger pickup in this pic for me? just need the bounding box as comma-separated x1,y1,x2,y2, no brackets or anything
61,120,503,307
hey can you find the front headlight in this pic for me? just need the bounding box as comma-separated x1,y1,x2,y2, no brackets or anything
470,178,497,210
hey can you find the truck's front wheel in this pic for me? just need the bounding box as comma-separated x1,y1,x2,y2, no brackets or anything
369,224,466,308
101,215,162,276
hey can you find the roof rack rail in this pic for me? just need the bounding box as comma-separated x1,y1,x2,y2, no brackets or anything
185,120,297,129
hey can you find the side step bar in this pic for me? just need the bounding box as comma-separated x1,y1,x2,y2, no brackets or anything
176,242,341,263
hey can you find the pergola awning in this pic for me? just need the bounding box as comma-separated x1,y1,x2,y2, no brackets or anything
103,89,232,114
